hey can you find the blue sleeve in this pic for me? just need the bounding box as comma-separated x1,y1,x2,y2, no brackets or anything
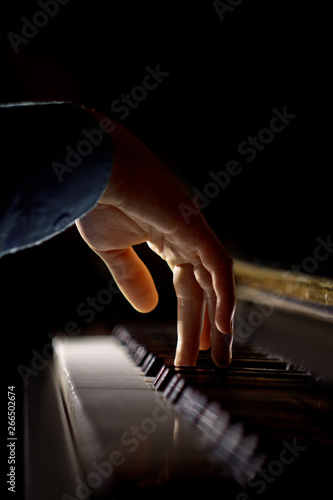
0,101,113,257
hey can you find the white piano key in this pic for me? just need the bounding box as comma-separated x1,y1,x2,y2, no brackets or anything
52,335,217,493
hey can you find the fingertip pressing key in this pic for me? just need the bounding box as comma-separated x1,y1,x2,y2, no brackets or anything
211,331,233,368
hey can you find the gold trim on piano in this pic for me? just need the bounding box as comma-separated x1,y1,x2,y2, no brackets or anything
234,260,333,308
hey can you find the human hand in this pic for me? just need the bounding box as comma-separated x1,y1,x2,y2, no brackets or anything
75,111,235,366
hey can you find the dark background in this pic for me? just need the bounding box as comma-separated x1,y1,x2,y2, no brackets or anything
1,0,332,347
0,2,332,495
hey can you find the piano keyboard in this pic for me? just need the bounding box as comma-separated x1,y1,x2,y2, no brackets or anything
53,334,264,496
113,322,333,437
53,319,333,498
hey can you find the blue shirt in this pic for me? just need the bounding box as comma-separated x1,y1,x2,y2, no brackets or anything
0,102,113,257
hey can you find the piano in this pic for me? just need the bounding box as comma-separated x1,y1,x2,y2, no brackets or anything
24,259,333,500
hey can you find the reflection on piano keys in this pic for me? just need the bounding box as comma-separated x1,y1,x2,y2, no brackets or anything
25,260,333,499
52,334,265,496
49,312,333,498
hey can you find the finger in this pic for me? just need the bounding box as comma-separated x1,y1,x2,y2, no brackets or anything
210,322,233,367
206,284,232,367
173,264,206,366
214,266,236,335
194,264,232,367
198,233,236,334
199,307,211,351
96,247,159,313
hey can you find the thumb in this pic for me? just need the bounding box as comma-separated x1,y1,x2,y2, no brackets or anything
97,247,159,313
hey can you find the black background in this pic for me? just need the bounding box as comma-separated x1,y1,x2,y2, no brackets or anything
0,2,332,497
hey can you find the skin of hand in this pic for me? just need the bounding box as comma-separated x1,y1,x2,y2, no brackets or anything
75,109,236,367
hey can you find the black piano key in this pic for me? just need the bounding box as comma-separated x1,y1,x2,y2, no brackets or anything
211,423,244,465
129,326,333,443
229,357,288,370
196,401,228,436
113,326,132,345
163,373,179,400
174,386,208,424
111,320,333,488
224,433,259,482
141,352,154,372
133,345,148,366
127,339,139,358
143,355,164,377
153,366,174,391
166,375,185,404
206,416,233,449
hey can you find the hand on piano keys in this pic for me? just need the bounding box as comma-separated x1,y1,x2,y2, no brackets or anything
75,114,236,367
